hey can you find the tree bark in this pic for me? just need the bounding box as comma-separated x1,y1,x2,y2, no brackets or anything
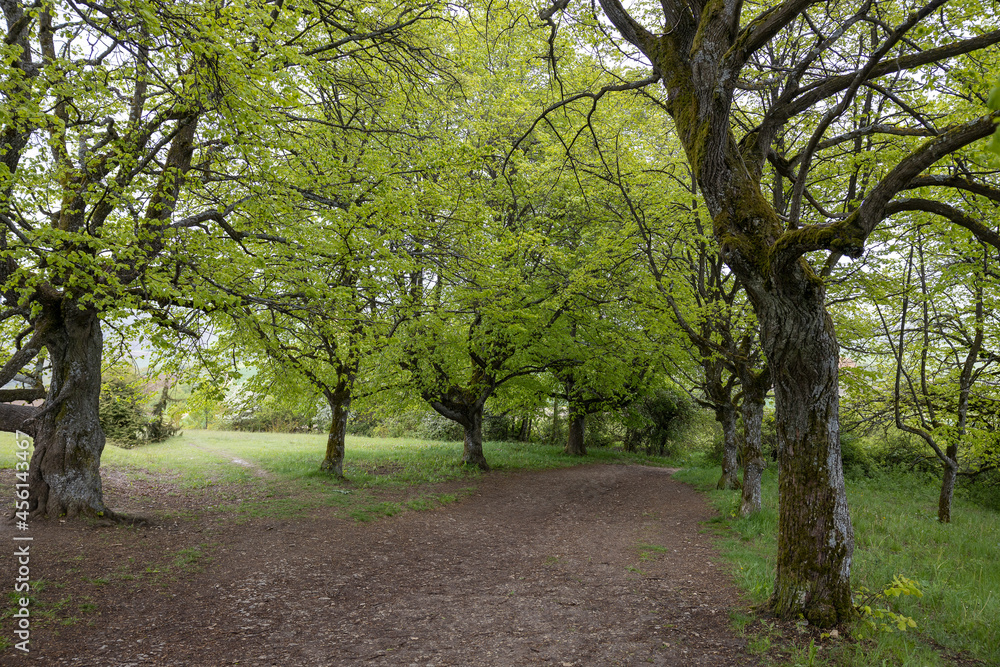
517,416,531,442
430,398,490,471
564,377,587,456
754,277,854,628
320,384,351,478
461,407,488,470
738,367,769,516
565,412,586,456
738,389,766,516
0,404,40,436
590,0,993,628
716,403,741,490
28,303,112,519
938,446,958,523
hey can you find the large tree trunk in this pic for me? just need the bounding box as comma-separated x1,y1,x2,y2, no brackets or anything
738,367,769,516
716,403,741,490
460,407,488,470
430,398,490,471
564,378,587,456
320,384,351,478
565,412,586,456
28,303,112,519
739,388,766,516
754,276,854,627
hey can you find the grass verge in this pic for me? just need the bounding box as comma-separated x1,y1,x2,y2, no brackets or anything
676,463,1000,666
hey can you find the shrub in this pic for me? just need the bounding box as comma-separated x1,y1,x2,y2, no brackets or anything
100,375,181,447
100,376,149,447
866,430,938,473
621,386,695,456
223,392,324,432
417,411,464,441
840,430,874,477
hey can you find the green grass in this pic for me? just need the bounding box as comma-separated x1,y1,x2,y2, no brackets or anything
677,463,1000,666
86,430,675,487
0,429,675,524
636,542,669,562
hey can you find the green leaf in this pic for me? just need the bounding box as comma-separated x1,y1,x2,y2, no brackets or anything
987,80,1000,111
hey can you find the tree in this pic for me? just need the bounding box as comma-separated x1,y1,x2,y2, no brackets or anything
0,0,258,518
390,0,652,468
841,219,1000,522
563,0,1000,625
579,116,770,506
0,0,448,518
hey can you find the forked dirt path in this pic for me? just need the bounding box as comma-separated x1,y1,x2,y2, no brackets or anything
0,464,758,666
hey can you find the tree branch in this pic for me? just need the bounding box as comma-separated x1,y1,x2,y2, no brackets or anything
886,198,1000,251
0,403,39,435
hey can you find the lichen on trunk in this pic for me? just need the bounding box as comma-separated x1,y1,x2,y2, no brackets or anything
739,389,766,516
716,403,741,490
28,303,112,520
320,385,352,478
755,271,854,627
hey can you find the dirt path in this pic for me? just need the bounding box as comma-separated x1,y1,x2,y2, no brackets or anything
185,441,275,478
0,464,758,666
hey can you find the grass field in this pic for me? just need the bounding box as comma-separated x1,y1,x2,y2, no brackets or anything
0,429,678,522
93,429,675,483
676,462,1000,667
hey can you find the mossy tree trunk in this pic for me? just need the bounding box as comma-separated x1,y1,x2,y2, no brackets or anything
596,0,856,626
754,275,853,628
596,0,1000,628
738,376,768,516
716,402,740,490
28,301,112,519
431,393,490,471
320,381,352,478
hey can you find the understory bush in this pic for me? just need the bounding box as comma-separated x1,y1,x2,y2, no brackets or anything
224,392,326,433
349,408,524,443
620,386,696,455
100,374,181,448
266,387,698,456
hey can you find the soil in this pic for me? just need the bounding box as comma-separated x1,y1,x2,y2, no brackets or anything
0,463,760,666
